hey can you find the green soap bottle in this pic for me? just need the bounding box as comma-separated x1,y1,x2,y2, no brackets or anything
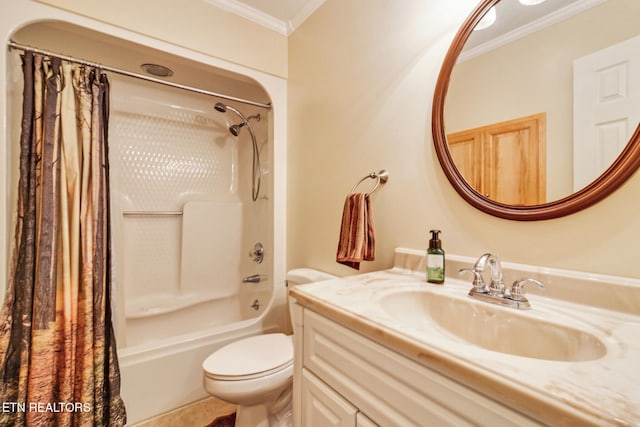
427,229,445,284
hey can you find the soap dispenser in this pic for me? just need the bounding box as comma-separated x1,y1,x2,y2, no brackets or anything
427,229,445,284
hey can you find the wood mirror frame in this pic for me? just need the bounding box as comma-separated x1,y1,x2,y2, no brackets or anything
432,0,640,221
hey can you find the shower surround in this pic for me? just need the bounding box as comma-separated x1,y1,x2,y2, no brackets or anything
109,75,270,347
3,17,287,425
108,76,276,423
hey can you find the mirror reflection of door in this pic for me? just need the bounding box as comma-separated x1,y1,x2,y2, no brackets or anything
448,113,546,205
573,34,640,191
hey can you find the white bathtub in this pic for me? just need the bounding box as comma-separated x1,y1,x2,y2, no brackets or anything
118,306,277,424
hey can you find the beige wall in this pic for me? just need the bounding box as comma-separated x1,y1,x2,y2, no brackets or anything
34,0,288,77
287,0,640,279
7,0,640,280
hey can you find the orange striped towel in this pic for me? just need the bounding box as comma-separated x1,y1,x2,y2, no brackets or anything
336,193,375,270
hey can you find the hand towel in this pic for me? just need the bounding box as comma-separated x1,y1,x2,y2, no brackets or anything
336,193,375,270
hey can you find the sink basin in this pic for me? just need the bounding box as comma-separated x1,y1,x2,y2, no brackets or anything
379,289,607,362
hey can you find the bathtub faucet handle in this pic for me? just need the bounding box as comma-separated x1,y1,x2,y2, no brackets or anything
249,242,264,264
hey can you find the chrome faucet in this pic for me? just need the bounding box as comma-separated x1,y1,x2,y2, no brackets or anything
474,253,505,296
242,274,267,283
459,253,544,309
459,252,502,295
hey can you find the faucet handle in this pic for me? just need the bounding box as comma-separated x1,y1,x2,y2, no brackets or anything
509,278,544,302
459,268,488,294
249,242,264,264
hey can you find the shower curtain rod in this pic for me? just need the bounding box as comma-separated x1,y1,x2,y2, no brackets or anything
8,41,272,110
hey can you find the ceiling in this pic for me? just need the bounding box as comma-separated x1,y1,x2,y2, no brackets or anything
205,0,325,36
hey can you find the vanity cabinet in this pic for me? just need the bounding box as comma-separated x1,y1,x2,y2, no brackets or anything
292,303,541,427
302,368,376,426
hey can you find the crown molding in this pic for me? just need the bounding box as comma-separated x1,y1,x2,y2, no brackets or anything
204,0,287,34
288,0,326,35
203,0,325,36
459,0,606,62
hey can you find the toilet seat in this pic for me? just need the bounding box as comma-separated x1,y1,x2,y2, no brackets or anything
203,333,293,381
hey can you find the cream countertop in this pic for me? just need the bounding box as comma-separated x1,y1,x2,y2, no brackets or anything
289,251,640,427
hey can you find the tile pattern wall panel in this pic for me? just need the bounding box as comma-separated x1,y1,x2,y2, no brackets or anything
108,76,238,309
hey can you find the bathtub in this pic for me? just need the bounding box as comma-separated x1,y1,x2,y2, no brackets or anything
106,75,278,424
118,301,278,424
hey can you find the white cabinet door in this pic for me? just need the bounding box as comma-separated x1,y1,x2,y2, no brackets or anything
302,369,357,427
303,309,541,427
356,413,379,427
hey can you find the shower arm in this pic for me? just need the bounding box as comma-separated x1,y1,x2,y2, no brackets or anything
215,103,263,201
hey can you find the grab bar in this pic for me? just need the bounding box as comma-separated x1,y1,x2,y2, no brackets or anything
122,211,183,216
350,170,389,196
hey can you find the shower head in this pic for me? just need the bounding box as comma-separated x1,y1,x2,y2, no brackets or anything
214,102,260,136
213,102,264,201
215,102,245,135
229,123,244,137
229,114,260,137
213,102,260,136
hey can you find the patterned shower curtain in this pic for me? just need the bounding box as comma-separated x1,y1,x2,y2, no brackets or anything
0,51,126,426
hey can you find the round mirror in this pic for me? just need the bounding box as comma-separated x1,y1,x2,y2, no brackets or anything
432,0,640,220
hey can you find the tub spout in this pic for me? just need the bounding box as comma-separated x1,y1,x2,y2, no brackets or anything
242,274,267,283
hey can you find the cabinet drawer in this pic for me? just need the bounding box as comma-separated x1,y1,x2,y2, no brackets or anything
302,368,357,426
303,309,540,427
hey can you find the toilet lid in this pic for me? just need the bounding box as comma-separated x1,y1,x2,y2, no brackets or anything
203,333,293,380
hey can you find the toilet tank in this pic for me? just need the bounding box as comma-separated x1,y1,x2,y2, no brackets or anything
285,268,337,334
286,268,337,287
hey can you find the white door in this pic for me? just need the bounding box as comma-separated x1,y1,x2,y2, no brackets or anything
573,34,640,191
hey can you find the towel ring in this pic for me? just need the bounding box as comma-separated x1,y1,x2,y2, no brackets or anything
350,170,389,196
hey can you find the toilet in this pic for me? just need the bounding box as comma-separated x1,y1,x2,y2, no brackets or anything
202,268,337,427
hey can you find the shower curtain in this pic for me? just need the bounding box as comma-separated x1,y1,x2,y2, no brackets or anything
0,52,126,426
